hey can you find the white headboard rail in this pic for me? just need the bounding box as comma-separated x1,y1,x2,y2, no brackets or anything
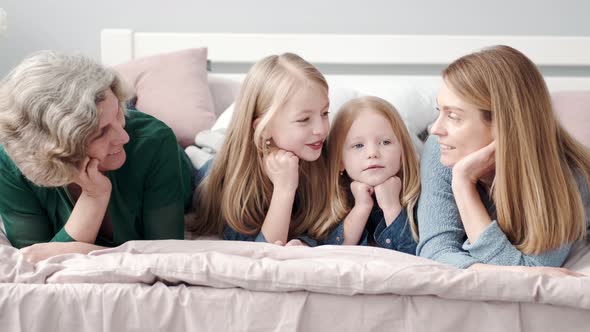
101,29,590,92
101,29,590,67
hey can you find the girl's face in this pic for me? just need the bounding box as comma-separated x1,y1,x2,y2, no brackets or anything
86,89,130,172
341,110,402,186
431,81,494,168
266,81,330,162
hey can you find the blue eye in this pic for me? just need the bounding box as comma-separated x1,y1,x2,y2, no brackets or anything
352,143,364,149
381,140,391,145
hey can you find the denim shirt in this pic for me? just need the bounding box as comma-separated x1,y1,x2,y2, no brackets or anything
194,159,318,245
320,206,417,255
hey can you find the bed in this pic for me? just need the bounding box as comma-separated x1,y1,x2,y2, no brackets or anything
1,29,590,331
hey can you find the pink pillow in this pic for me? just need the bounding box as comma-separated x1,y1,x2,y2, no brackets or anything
113,48,216,147
552,91,590,148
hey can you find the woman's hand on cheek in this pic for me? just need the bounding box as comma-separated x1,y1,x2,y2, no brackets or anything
265,149,300,193
452,141,496,186
75,157,112,199
374,176,403,225
350,181,374,210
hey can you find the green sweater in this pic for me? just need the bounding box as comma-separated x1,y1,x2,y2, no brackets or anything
0,110,194,249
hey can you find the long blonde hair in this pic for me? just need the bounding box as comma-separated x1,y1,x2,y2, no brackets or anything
444,45,590,254
187,53,333,239
326,96,421,240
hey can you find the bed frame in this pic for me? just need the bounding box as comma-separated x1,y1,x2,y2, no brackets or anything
3,29,589,332
101,29,590,95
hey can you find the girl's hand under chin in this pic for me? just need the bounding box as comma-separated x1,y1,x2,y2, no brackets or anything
374,176,403,225
350,181,374,210
264,149,300,193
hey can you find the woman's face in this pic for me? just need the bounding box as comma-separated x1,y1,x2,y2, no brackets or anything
86,89,130,172
430,81,494,168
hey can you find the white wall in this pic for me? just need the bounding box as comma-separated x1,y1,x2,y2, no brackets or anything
1,0,590,75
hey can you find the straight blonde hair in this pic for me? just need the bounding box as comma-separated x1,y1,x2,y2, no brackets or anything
187,53,334,239
326,96,421,240
444,45,590,254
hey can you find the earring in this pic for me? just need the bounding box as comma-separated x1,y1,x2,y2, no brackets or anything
265,139,271,146
339,171,344,176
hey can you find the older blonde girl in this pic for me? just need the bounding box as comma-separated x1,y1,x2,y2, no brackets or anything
188,53,333,245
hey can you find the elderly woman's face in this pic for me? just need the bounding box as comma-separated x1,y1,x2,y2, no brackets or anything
86,89,130,172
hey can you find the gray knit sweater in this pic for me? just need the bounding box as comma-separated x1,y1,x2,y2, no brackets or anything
417,135,590,269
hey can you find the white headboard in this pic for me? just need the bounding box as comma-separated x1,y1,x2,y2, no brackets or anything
101,29,590,95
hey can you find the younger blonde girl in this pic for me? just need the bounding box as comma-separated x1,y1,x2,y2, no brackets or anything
322,96,420,253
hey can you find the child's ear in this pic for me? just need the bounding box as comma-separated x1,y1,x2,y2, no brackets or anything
253,117,272,142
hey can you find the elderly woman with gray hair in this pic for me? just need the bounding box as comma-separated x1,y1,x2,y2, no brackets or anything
0,51,194,262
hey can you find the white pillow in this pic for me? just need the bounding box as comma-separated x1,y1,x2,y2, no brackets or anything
327,85,362,122
371,83,439,138
366,83,440,154
211,103,235,131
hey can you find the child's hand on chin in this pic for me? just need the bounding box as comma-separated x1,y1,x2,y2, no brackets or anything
273,239,308,247
374,176,402,207
350,181,374,210
264,149,300,193
374,176,403,226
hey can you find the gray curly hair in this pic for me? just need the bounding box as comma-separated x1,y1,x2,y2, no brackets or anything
0,51,131,187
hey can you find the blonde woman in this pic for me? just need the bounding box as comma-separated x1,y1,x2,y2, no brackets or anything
188,53,333,245
417,45,589,274
0,51,193,262
321,96,420,253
